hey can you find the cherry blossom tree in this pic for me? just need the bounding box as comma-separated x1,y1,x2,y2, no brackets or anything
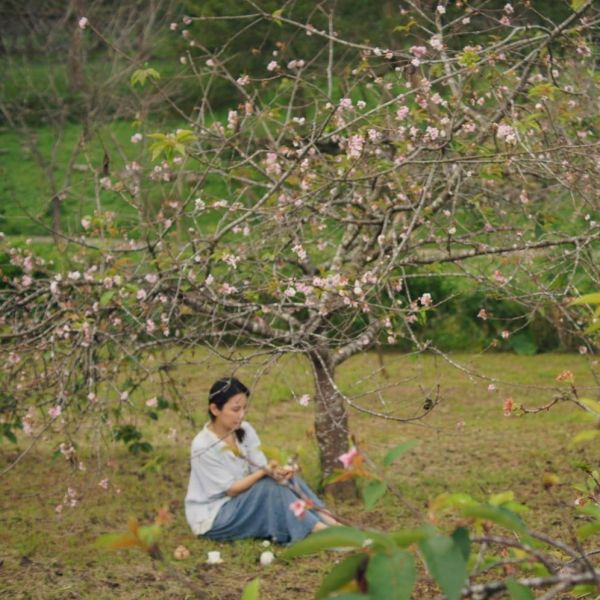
1,0,599,493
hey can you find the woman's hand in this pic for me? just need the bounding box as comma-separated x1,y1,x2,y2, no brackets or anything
272,463,298,483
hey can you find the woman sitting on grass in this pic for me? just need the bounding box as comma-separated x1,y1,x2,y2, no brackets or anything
185,377,338,543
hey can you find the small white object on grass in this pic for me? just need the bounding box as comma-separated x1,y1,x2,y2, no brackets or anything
260,551,275,566
206,550,223,564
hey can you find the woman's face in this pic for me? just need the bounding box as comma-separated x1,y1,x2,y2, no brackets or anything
210,392,248,431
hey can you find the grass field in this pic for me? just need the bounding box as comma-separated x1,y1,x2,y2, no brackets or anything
0,351,598,599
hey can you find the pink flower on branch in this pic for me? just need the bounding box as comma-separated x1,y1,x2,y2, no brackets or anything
338,447,358,469
503,398,514,416
410,46,427,59
290,499,307,518
346,135,364,159
48,405,62,419
298,394,310,407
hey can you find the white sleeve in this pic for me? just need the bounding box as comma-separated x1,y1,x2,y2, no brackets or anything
242,422,268,470
191,443,237,498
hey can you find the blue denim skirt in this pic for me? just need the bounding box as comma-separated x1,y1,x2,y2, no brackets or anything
203,475,326,544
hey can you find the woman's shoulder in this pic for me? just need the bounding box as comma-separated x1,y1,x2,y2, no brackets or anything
240,421,261,445
240,420,258,435
190,423,215,450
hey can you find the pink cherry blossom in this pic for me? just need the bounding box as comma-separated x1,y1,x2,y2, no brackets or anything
503,398,514,416
267,60,279,72
477,308,488,320
78,17,88,30
501,330,510,339
227,110,238,129
497,123,517,144
287,59,305,70
338,447,358,469
298,394,310,407
429,36,443,51
578,345,588,355
396,106,409,120
488,383,497,393
410,46,427,59
48,405,62,419
289,499,307,518
98,478,109,490
420,293,432,307
347,135,364,159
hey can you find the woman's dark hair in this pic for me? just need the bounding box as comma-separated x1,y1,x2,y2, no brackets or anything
208,377,250,442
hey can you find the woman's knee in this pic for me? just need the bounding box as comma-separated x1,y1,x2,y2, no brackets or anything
253,477,281,494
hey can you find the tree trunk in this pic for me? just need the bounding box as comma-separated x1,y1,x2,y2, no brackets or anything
310,350,357,500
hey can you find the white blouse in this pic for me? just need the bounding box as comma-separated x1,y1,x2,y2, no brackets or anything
185,421,268,535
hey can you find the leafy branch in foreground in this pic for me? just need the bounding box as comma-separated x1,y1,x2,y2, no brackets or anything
96,508,209,599
280,434,599,600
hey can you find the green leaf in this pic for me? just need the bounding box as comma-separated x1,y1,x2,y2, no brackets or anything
432,492,477,511
451,527,470,562
100,291,115,306
506,578,535,599
579,503,600,519
462,504,527,534
272,9,283,26
316,553,366,599
570,292,600,305
584,321,600,334
580,398,600,415
383,440,418,467
527,83,556,100
174,129,197,143
137,523,161,547
489,491,515,506
576,520,600,540
366,550,416,600
388,527,433,547
241,577,260,600
130,67,161,87
362,480,387,510
571,0,588,11
418,535,467,600
282,527,367,558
